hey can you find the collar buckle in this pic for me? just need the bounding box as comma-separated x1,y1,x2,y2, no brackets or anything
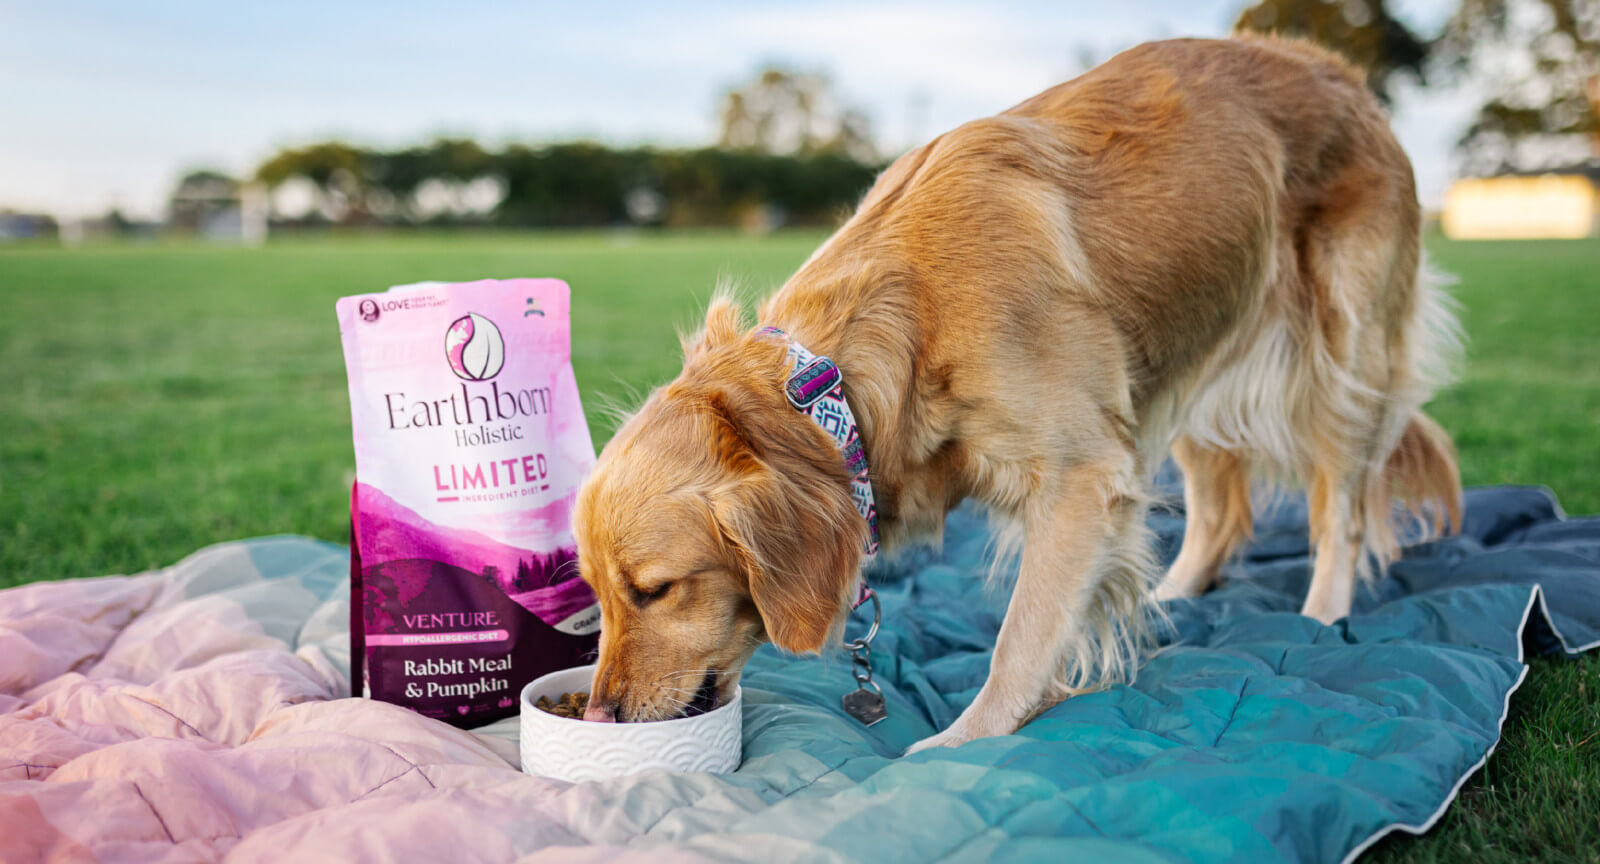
785,357,842,411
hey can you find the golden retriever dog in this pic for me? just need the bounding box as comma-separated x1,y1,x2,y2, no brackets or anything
573,34,1463,751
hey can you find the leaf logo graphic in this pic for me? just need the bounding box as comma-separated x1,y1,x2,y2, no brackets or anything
444,312,506,381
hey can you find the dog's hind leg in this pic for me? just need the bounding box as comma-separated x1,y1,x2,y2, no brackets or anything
1300,463,1370,623
1154,436,1253,601
906,455,1153,752
1293,169,1424,623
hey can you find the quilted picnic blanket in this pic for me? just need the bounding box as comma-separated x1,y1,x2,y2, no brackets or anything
3,485,1597,863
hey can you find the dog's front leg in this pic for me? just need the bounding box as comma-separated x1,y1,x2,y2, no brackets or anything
907,460,1144,753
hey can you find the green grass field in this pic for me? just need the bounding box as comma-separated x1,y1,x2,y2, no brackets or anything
2,230,1596,861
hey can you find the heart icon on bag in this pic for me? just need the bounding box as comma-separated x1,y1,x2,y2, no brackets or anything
457,705,470,715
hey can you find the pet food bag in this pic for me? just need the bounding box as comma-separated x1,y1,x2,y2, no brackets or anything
336,279,599,728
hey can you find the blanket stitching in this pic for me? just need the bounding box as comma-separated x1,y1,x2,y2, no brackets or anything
1210,679,1248,748
629,790,726,839
6,762,58,779
131,781,176,844
629,754,852,838
930,794,1057,862
377,744,436,790
931,788,1160,864
933,750,1119,861
355,765,426,800
1055,795,1109,839
766,756,852,799
127,694,209,740
349,746,437,801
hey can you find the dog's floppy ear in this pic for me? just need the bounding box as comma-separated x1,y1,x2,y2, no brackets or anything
702,389,865,654
681,292,745,361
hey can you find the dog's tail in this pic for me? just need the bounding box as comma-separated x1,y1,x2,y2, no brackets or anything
1365,257,1465,567
1380,411,1463,540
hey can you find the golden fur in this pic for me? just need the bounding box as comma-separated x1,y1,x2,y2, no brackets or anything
574,35,1463,750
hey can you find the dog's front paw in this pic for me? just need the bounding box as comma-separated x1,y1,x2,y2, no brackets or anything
904,710,1018,755
904,726,974,755
1299,597,1348,626
906,687,1040,755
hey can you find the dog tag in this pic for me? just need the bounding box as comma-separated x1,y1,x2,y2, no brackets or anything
842,687,887,726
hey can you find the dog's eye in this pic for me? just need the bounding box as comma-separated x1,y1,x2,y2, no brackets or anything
629,580,673,606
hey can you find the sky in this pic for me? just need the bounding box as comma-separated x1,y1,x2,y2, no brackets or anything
0,0,1471,220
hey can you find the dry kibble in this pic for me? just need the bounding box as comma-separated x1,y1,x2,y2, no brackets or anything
535,691,589,719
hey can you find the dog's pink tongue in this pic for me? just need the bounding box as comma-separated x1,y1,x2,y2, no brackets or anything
583,704,616,723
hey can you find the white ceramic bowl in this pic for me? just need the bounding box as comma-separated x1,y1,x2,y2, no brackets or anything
519,664,742,782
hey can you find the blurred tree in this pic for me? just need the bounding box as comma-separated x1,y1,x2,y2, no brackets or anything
370,139,501,223
427,137,494,180
252,139,877,230
1438,0,1599,174
368,146,431,220
1235,0,1431,103
717,66,878,162
254,142,373,223
103,207,135,235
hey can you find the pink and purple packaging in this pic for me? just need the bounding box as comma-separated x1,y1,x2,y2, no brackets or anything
336,279,599,728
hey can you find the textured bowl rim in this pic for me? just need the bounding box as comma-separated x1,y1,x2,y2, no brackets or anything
519,664,742,729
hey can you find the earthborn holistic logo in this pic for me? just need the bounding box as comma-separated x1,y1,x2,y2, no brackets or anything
444,313,506,381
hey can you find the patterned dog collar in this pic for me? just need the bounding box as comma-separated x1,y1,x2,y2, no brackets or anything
758,326,888,725
758,326,881,570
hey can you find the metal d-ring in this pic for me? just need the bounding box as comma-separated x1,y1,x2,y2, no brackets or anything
841,590,887,725
852,588,881,648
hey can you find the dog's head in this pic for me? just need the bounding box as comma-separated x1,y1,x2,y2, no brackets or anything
575,298,868,722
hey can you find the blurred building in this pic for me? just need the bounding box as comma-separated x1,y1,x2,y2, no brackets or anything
169,171,269,244
59,210,160,246
0,211,58,242
1442,165,1599,240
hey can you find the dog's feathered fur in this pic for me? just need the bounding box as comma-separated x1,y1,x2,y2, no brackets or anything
574,35,1463,750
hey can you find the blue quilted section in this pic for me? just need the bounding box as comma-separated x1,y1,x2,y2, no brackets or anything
693,486,1597,863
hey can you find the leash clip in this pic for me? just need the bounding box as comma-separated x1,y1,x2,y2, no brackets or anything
841,589,887,726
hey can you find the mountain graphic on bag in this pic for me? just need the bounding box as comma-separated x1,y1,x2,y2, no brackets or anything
336,279,599,728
